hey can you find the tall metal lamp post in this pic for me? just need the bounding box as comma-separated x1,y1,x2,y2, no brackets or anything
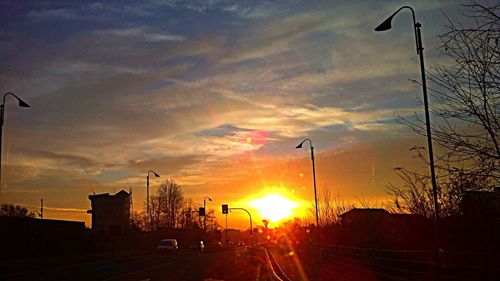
0,92,30,202
146,170,160,231
296,138,319,227
203,196,212,231
375,5,441,251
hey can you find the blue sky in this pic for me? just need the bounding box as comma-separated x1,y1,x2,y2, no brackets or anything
0,0,470,225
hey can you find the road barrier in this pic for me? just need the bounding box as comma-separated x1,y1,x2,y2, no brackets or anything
311,243,498,281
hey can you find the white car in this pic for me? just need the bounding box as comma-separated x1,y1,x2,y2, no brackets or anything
157,239,178,254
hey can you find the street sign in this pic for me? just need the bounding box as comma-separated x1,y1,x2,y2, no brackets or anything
262,219,269,228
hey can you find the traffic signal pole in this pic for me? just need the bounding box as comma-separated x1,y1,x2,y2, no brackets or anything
222,204,254,246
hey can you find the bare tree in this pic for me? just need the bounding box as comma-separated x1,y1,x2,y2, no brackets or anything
149,193,162,230
204,209,219,232
176,199,219,230
161,180,184,227
403,1,499,184
149,179,184,230
178,198,202,229
316,188,355,226
388,166,436,218
392,2,499,217
387,148,490,217
0,204,35,217
356,197,384,209
130,210,147,231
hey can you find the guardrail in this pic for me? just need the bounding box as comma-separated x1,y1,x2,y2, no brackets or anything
312,243,498,281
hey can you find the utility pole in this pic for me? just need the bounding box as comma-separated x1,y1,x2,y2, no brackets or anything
146,170,160,231
129,187,133,213
40,198,43,219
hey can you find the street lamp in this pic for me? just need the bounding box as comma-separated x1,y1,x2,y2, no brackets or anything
296,138,319,228
375,6,440,250
146,170,160,231
203,196,212,231
0,92,30,202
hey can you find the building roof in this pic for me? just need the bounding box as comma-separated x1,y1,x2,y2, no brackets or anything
89,190,129,200
115,190,130,197
339,208,390,218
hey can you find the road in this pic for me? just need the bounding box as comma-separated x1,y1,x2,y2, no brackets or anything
0,248,269,281
3,246,481,281
269,246,481,281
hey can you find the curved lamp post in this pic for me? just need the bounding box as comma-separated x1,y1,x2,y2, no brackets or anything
375,6,440,251
146,170,160,231
296,138,319,227
229,207,254,246
0,92,30,202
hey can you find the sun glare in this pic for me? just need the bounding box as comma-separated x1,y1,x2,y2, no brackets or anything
250,194,299,223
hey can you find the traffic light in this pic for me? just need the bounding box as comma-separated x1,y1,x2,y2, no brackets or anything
199,207,205,216
222,204,228,214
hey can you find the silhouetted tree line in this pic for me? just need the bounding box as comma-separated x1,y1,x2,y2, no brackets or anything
314,188,355,226
0,203,34,217
130,179,219,231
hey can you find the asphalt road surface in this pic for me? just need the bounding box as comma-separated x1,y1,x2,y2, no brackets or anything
0,248,269,281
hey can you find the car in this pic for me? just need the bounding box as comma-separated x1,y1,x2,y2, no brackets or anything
189,240,205,252
206,241,224,252
157,239,178,254
237,241,245,246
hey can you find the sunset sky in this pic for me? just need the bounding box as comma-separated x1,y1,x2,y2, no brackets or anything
0,0,467,227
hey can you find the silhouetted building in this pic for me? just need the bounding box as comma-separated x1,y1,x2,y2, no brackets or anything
340,208,389,225
461,187,500,221
339,208,432,249
447,187,500,251
87,190,130,236
0,216,86,258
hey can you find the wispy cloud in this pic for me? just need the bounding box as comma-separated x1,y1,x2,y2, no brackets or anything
1,0,458,223
26,8,81,22
96,27,185,42
43,206,88,213
24,2,158,22
195,124,250,138
151,0,287,19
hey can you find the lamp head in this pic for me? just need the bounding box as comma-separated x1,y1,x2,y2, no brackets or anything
296,139,307,149
208,197,212,201
148,170,160,177
375,15,394,31
4,92,31,107
17,98,30,108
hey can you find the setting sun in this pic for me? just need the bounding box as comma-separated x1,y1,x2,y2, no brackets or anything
250,194,299,223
